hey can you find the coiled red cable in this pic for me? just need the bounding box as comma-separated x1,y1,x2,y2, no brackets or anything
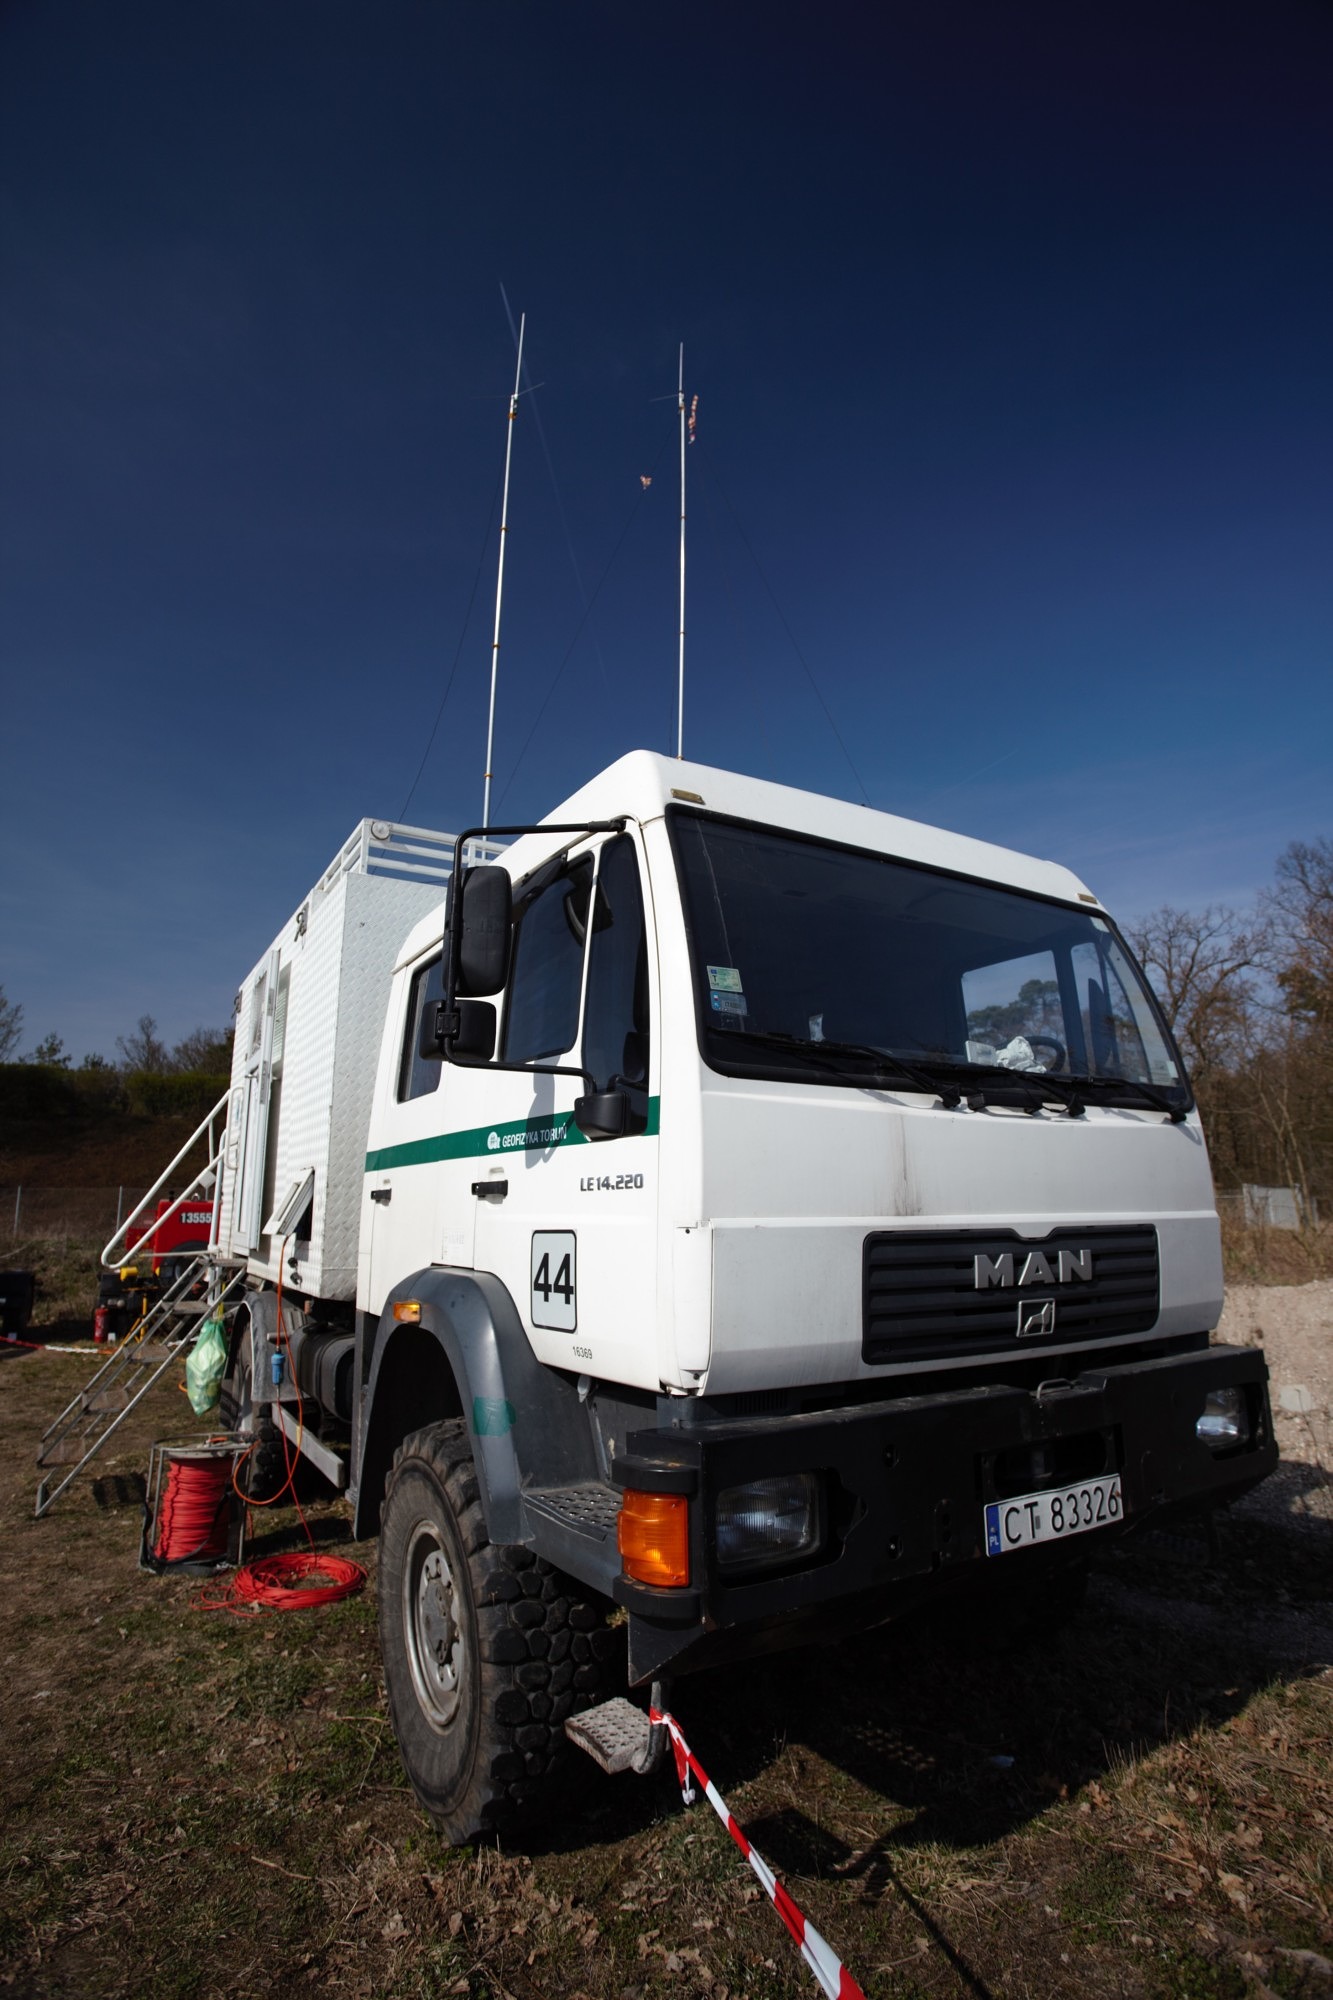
155,1455,233,1563
193,1550,366,1614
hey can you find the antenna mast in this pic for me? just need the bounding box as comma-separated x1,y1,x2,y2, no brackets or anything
676,344,686,760
483,313,525,830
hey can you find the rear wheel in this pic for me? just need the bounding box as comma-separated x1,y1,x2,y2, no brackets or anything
378,1420,617,1844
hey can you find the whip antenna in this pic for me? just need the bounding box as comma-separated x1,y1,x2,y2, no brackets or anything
677,344,687,759
483,313,525,830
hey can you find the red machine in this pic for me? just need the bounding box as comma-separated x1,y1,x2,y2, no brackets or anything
93,1197,214,1341
127,1196,215,1276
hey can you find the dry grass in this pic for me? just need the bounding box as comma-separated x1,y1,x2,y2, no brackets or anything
5,1227,104,1331
1220,1217,1333,1287
2,1347,1331,2000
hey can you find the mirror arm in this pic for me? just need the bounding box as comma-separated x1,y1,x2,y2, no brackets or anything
442,1047,595,1092
445,813,626,1001
441,815,628,1057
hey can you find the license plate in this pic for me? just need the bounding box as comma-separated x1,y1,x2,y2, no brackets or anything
984,1474,1122,1556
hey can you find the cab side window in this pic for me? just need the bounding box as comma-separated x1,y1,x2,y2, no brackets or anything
583,836,649,1096
503,857,595,1064
397,954,445,1102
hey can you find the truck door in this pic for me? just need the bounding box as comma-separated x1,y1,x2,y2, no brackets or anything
363,952,451,1312
470,830,660,1396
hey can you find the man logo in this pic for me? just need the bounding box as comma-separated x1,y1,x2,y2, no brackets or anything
974,1248,1093,1289
1018,1299,1057,1338
487,1131,501,1152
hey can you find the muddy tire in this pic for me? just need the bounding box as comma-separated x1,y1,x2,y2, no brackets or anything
218,1345,286,1502
378,1419,617,1844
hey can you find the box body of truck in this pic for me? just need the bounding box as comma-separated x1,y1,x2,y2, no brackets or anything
215,752,1275,1837
216,822,496,1301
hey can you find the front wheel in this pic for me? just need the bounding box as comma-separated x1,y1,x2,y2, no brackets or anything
378,1420,617,1844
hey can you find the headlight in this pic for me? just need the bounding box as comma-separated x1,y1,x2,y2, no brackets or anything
715,1473,824,1576
1196,1386,1251,1451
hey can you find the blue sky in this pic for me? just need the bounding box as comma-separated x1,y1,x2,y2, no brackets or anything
2,1,1330,1060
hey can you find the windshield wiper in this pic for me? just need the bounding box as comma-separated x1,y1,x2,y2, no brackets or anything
1069,1073,1188,1122
945,1062,1088,1118
713,1030,964,1106
951,1062,1187,1122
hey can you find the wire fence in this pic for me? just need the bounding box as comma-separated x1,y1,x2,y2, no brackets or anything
2,1187,149,1243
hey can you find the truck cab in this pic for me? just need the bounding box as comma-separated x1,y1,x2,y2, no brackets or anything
344,751,1274,1836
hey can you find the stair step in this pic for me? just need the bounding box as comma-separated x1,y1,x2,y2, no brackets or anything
85,1389,131,1414
37,1439,89,1467
565,1698,654,1775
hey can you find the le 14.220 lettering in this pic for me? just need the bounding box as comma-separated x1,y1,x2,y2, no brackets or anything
578,1173,644,1193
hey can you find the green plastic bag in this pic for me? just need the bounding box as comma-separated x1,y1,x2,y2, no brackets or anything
186,1313,228,1417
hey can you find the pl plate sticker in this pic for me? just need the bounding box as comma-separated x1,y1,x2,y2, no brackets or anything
710,990,747,1015
707,965,743,992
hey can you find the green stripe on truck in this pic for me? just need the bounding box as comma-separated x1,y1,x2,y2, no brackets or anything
364,1096,660,1173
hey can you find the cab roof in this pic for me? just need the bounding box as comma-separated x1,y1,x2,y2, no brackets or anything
395,749,1100,970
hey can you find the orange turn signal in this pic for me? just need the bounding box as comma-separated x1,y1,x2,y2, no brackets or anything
617,1489,690,1588
392,1300,422,1323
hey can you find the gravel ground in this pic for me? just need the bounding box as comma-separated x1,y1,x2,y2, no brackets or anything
1218,1278,1333,1534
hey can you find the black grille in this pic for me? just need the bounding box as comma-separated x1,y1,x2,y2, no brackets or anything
862,1226,1159,1365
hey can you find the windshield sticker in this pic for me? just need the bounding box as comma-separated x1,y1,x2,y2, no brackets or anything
707,965,743,992
711,990,748,1016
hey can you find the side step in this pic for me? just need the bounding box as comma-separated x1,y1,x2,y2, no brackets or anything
565,1697,666,1777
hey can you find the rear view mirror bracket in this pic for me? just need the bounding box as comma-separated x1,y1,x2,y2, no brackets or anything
439,819,627,1083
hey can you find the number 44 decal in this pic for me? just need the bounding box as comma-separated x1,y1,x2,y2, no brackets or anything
530,1232,576,1332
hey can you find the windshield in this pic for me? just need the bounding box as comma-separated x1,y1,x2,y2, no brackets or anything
669,811,1189,1107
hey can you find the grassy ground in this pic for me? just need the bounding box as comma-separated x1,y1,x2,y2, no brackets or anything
2,1338,1330,2000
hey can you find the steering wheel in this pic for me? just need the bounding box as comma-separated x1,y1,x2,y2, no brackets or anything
1025,1036,1066,1073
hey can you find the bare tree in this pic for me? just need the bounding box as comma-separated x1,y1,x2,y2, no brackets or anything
1262,837,1333,1028
171,1025,234,1073
32,1032,71,1068
116,1014,171,1074
0,985,23,1062
1253,839,1333,1209
1125,905,1265,1087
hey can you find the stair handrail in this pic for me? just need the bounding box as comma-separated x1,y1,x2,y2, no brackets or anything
35,1263,247,1518
100,1088,231,1271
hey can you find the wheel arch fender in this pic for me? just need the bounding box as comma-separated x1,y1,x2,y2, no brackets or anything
353,1266,597,1544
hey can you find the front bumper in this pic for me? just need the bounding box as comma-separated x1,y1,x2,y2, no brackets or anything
614,1343,1276,1683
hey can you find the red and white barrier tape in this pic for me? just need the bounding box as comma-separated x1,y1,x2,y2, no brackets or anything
649,1708,866,2000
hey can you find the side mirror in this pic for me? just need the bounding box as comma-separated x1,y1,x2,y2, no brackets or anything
419,998,496,1064
573,1089,631,1142
455,866,512,997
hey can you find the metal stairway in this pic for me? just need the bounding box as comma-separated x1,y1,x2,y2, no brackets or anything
34,1089,240,1519
34,1260,245,1517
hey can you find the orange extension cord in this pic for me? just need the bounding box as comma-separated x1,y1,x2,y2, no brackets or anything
194,1548,365,1614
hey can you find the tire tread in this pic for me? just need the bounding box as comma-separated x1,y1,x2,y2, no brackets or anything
381,1419,615,1842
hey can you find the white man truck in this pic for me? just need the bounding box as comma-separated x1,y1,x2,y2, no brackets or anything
212,751,1276,1842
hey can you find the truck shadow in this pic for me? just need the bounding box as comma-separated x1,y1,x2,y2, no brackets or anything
528,1510,1331,1867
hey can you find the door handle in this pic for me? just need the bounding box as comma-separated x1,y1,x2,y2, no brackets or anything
370,1187,392,1205
471,1179,508,1200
